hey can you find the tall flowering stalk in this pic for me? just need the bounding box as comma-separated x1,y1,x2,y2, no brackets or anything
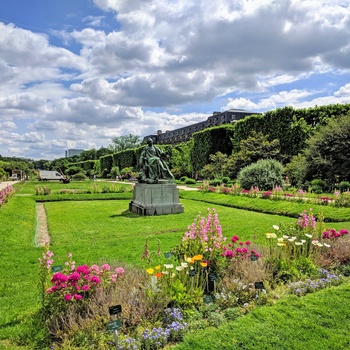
0,185,15,207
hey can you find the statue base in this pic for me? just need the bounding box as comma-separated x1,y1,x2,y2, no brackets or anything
129,182,184,216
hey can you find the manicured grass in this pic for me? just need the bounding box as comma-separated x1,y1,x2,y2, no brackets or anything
180,191,350,222
44,199,296,266
1,181,350,349
173,282,350,350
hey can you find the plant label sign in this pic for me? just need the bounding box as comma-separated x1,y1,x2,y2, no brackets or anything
109,305,122,315
250,255,258,261
254,281,265,290
108,319,122,331
189,269,197,277
164,252,173,259
203,295,213,304
208,273,217,282
51,265,63,272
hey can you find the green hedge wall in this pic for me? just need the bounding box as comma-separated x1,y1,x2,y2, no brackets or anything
190,124,235,172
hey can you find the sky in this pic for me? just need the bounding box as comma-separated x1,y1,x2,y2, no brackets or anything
0,0,350,160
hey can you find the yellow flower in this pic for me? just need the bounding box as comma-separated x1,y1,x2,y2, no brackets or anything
266,233,277,239
184,255,194,263
193,254,203,261
200,262,208,267
155,265,161,270
277,243,286,246
146,268,154,275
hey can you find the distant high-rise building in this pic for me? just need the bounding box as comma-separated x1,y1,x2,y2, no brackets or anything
65,149,84,158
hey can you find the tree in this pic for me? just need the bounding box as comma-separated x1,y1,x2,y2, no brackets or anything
109,134,141,152
200,152,229,179
303,111,350,184
227,131,280,179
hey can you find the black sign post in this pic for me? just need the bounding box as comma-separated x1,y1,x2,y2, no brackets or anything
108,305,122,349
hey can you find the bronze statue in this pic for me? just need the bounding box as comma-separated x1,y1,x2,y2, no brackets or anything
138,138,174,183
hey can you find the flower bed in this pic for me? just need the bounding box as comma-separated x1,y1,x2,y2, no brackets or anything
39,208,349,349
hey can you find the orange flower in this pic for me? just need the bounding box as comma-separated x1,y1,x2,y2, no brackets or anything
184,255,194,263
200,262,208,267
155,272,162,278
193,254,203,261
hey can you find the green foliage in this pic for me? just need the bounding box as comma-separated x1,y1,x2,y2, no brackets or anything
110,133,141,152
237,159,284,190
71,172,88,180
171,141,193,179
190,125,235,173
311,179,326,194
304,112,350,184
284,154,308,187
112,149,136,171
99,154,113,177
227,131,281,179
184,178,196,185
338,181,350,193
231,104,350,165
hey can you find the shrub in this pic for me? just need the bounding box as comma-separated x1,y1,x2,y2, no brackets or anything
179,176,188,182
311,179,326,194
222,177,230,184
209,179,222,186
237,159,284,191
71,172,88,180
338,181,350,193
184,178,196,185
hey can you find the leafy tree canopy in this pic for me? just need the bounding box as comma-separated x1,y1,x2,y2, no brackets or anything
109,134,141,152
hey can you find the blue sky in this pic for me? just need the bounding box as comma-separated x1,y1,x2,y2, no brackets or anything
0,0,350,160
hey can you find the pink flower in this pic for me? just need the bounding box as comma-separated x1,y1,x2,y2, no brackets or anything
74,294,83,300
91,264,100,273
111,274,117,283
224,250,234,258
90,276,101,284
51,272,68,283
231,235,239,242
228,243,232,247
68,272,81,282
82,284,89,291
64,293,72,301
235,247,242,253
245,241,251,245
241,248,248,254
239,241,244,246
76,265,90,275
340,229,349,236
115,267,125,277
102,264,110,271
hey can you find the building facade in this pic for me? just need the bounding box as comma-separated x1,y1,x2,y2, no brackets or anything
65,149,84,158
143,109,260,145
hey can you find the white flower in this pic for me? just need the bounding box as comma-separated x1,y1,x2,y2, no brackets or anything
311,240,319,245
283,235,289,239
273,225,280,230
266,233,277,239
295,242,303,246
164,264,174,269
181,262,188,268
305,234,313,238
301,240,306,243
162,271,169,275
176,266,183,271
277,238,284,242
324,243,331,248
288,237,297,242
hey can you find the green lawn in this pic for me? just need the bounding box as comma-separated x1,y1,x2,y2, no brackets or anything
1,181,350,349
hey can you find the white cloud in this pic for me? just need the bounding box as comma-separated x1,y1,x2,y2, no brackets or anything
1,0,350,159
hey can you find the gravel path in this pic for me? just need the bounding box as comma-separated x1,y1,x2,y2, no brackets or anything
36,203,50,247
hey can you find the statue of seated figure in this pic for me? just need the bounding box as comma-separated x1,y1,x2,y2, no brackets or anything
137,138,174,184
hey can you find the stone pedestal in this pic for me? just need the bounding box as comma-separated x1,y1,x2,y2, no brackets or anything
129,182,184,216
